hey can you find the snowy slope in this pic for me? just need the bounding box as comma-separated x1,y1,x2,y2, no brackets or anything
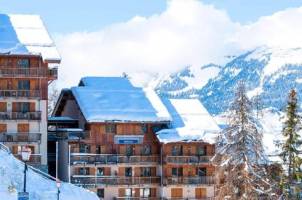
155,46,302,115
0,145,98,200
153,64,221,98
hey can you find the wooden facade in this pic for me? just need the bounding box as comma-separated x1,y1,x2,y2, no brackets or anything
0,54,57,168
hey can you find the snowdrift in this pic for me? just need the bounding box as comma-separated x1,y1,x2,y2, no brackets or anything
0,144,98,200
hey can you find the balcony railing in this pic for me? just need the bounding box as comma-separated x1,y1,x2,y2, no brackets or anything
164,176,214,185
0,67,58,79
0,133,41,142
115,198,161,200
0,112,42,120
163,198,214,200
14,154,41,165
71,176,161,186
166,156,211,164
115,197,213,200
0,90,40,98
71,154,159,165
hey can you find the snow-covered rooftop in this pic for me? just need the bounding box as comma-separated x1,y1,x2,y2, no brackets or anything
156,99,220,144
0,14,60,63
71,77,171,123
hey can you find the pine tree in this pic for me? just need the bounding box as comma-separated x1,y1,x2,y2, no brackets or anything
213,82,275,200
280,89,302,199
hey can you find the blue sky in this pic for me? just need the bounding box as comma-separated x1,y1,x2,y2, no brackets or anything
0,0,302,33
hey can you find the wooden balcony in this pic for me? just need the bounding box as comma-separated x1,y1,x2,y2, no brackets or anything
164,176,214,185
71,154,160,165
14,154,42,165
0,90,40,98
0,111,41,120
0,133,41,143
0,67,58,79
71,176,161,186
165,156,211,164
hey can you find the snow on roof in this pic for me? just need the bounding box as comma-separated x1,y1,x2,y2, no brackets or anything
71,77,171,123
80,77,135,89
156,99,220,144
0,14,60,62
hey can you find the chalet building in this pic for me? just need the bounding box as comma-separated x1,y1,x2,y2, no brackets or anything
52,77,220,199
0,14,60,170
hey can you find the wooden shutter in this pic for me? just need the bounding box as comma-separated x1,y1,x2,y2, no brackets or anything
0,102,7,112
17,124,29,133
150,188,156,197
30,102,35,112
104,167,111,176
118,188,125,197
151,167,156,176
0,124,7,132
195,188,207,198
12,102,18,112
171,188,183,198
118,167,125,176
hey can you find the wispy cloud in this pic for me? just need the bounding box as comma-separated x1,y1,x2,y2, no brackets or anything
54,0,302,88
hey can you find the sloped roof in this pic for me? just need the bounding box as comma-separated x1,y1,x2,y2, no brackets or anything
71,77,171,123
0,14,60,63
156,99,220,144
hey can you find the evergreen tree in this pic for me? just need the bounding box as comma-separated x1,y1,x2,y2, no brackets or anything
280,89,302,199
213,82,275,200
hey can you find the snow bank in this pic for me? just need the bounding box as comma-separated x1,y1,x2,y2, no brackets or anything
0,146,98,200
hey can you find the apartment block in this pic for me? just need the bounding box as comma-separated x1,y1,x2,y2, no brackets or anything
0,14,60,170
52,77,220,199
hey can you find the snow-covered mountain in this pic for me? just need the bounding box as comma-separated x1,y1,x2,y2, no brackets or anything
155,46,302,115
0,144,98,200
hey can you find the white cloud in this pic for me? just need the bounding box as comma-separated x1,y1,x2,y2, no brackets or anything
54,0,302,88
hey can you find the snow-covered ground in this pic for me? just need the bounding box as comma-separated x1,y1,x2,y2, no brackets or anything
0,145,98,200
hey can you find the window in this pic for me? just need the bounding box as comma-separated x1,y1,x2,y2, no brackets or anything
79,144,90,153
140,188,151,198
126,145,133,156
197,146,207,156
141,145,151,155
97,168,104,176
197,167,207,176
17,102,30,113
172,145,183,156
17,59,30,68
125,188,132,197
79,168,89,175
96,145,101,154
172,168,183,176
141,124,148,134
141,167,151,177
105,124,116,133
97,188,104,198
125,167,132,177
18,80,30,90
